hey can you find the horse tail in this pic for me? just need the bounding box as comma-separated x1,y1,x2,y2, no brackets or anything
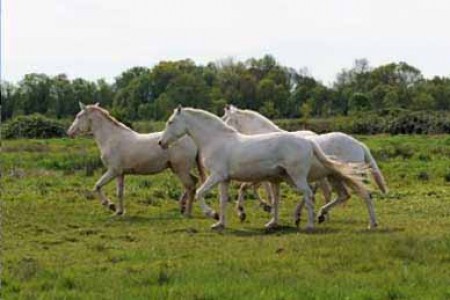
360,143,388,194
195,151,207,183
310,140,370,199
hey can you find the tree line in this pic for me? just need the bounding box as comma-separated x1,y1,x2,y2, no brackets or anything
2,55,450,122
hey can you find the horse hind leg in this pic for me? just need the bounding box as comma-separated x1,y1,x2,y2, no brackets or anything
264,182,280,230
363,192,378,230
115,174,125,215
236,182,250,222
258,182,273,213
317,177,350,224
318,178,333,205
178,191,189,215
286,169,314,232
174,169,198,217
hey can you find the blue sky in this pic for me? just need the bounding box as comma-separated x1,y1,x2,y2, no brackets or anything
2,0,450,85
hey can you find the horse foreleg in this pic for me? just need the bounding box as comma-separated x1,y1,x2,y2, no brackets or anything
195,174,223,219
93,169,117,212
211,181,230,231
115,174,125,215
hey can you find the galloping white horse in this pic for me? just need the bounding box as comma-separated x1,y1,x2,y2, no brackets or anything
158,106,373,231
222,104,387,223
67,102,204,216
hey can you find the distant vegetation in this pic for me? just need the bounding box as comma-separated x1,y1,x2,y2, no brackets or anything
2,55,449,124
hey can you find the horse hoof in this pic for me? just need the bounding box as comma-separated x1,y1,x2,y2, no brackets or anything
239,212,247,222
368,223,378,230
114,210,124,216
212,211,220,220
211,222,225,231
318,215,326,224
295,219,300,228
262,204,272,213
264,224,278,233
108,203,116,212
180,206,186,215
265,221,278,230
305,226,314,234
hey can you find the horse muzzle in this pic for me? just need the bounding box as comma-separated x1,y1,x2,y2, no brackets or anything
67,129,76,138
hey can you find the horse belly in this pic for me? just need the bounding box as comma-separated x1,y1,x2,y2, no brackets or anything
229,161,284,182
122,150,169,175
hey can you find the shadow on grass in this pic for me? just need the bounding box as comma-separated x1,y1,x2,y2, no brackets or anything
227,225,340,236
353,226,405,234
104,214,182,224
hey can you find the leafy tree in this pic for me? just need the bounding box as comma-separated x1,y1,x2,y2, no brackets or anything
18,73,52,115
3,55,449,122
1,81,17,120
349,93,371,113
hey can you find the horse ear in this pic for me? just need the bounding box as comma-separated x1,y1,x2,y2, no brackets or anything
79,102,86,110
177,104,182,114
225,104,230,110
94,102,100,107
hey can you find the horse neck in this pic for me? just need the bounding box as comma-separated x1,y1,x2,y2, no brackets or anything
240,114,283,134
184,111,236,150
90,114,131,148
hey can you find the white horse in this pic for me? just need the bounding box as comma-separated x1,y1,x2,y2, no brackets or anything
222,104,387,222
158,106,374,231
67,102,204,216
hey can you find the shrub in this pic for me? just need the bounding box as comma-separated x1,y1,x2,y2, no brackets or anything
2,114,66,139
275,111,450,135
387,111,450,135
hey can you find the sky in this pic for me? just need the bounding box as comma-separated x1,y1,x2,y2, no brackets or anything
2,0,450,85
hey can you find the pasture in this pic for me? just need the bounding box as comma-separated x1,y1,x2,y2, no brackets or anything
1,135,450,299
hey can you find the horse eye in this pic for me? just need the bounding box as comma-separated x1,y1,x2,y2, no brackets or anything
168,121,173,125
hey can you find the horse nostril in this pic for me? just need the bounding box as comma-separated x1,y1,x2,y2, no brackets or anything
158,140,162,145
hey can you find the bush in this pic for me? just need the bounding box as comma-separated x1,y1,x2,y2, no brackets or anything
2,114,67,139
276,111,450,135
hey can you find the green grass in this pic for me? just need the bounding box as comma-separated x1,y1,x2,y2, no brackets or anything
1,135,450,299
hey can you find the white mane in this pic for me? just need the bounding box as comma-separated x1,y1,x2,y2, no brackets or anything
183,108,238,133
87,106,134,133
237,109,281,130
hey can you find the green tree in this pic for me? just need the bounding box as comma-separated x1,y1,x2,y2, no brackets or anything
349,93,371,113
1,81,17,120
18,73,52,115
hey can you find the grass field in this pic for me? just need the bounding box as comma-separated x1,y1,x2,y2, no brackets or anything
1,135,450,299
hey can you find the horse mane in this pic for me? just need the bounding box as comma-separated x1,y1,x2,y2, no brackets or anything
234,109,282,131
87,105,134,132
183,108,237,133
